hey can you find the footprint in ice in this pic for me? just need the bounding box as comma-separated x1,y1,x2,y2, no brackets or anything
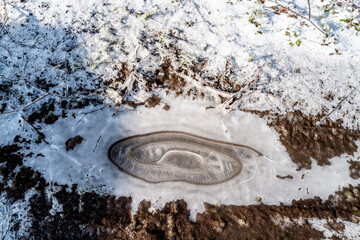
108,131,263,185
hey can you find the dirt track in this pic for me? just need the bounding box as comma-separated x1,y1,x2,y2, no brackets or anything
1,104,360,239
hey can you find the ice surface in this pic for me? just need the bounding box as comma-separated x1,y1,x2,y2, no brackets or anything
109,131,261,185
2,95,360,221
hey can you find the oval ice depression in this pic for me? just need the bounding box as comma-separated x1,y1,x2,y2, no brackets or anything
108,131,262,185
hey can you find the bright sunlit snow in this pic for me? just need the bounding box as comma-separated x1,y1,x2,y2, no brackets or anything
1,0,359,237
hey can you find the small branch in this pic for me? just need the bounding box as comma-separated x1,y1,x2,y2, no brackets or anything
20,115,49,144
52,65,69,97
93,135,101,152
0,201,11,240
0,0,9,35
219,58,232,82
20,77,97,100
316,89,356,127
190,0,207,23
307,0,311,21
134,44,140,63
76,106,106,125
1,221,10,240
268,0,327,36
190,0,215,33
0,93,49,116
9,106,49,144
175,70,234,99
7,31,41,49
220,64,265,118
250,63,265,90
0,43,11,56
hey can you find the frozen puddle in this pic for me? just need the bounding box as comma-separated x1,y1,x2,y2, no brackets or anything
108,131,261,185
16,96,360,218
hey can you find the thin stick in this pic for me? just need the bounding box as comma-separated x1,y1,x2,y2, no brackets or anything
268,0,327,36
190,0,207,23
221,64,265,118
20,115,49,144
76,106,106,125
251,63,265,90
176,71,234,98
93,135,102,152
0,93,49,116
52,65,69,97
307,0,311,21
9,106,49,144
0,0,8,35
21,77,97,100
190,0,215,33
316,89,356,127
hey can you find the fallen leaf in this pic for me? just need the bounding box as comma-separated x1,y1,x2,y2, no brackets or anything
65,135,84,151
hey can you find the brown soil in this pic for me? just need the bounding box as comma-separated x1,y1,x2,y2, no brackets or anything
123,100,145,109
0,103,7,113
122,96,168,110
27,99,59,125
276,174,294,179
348,158,360,179
2,82,360,239
145,95,162,108
248,110,360,170
163,103,171,111
324,221,345,233
107,56,247,110
1,139,360,239
151,59,187,96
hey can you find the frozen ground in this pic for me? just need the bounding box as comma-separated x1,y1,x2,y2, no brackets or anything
1,0,360,238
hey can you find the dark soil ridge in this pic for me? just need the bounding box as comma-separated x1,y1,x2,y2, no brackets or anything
348,158,360,179
245,110,360,171
1,139,360,239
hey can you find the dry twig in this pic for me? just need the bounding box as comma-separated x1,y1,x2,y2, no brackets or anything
267,0,327,36
189,0,215,33
0,0,8,35
220,64,266,118
0,94,49,116
316,88,357,127
93,135,102,152
75,106,106,125
9,106,49,144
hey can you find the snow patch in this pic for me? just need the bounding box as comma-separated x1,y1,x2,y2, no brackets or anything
19,95,360,220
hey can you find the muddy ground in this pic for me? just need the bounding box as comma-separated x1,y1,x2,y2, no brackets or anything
1,97,360,239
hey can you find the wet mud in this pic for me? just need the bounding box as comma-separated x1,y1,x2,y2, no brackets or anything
348,158,360,179
2,137,360,239
249,110,360,170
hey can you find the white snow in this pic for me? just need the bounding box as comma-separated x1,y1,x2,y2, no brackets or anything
0,193,33,240
309,218,360,239
1,0,359,237
11,95,360,221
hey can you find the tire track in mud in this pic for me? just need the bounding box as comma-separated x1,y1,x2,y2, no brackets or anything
1,136,360,239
